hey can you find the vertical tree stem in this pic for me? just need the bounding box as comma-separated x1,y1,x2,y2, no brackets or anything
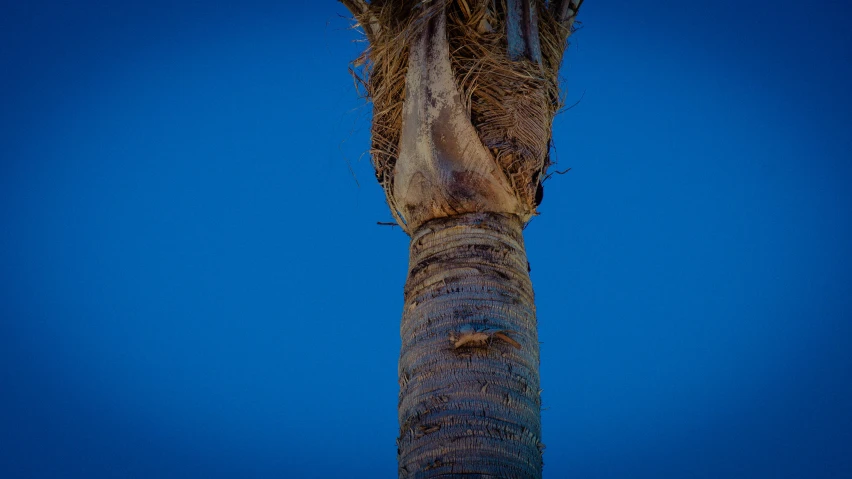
398,212,542,478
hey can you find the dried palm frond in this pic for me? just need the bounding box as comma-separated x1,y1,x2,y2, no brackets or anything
344,0,581,223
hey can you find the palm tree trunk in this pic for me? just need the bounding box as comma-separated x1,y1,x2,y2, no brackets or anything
398,211,541,478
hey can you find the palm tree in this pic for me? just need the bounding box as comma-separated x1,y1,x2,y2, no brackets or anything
339,1,583,477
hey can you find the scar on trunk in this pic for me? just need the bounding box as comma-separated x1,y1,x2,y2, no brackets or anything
418,424,441,434
450,326,522,350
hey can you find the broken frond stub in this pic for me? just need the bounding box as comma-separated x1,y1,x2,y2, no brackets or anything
451,326,522,350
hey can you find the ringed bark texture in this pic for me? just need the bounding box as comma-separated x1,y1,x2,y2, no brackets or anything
399,212,541,478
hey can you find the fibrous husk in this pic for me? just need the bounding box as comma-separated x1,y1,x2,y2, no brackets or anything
347,0,581,227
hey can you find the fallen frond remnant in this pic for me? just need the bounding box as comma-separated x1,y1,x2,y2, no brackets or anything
451,326,522,349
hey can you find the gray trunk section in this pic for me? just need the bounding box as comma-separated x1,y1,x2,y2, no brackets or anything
506,0,543,66
398,212,542,478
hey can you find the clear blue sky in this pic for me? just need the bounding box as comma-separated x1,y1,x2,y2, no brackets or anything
1,1,850,478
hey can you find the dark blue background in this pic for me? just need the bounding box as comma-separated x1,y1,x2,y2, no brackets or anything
2,1,850,478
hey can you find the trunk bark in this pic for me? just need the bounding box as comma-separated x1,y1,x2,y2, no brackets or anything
398,212,541,479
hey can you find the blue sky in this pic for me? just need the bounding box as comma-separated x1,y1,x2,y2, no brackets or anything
1,1,850,478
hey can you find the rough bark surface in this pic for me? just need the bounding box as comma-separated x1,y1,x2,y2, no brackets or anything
398,212,541,478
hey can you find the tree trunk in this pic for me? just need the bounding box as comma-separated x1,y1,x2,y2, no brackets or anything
338,1,584,476
398,212,541,478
